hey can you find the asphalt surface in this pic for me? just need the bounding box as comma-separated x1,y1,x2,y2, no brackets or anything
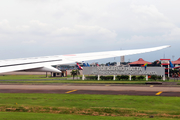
0,84,180,96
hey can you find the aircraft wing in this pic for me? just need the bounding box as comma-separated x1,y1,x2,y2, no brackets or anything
0,45,170,73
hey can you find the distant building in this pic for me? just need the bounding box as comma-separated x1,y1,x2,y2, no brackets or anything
121,56,125,62
117,62,120,66
160,59,170,77
129,58,151,66
172,58,180,67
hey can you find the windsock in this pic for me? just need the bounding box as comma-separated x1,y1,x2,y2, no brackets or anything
142,63,148,70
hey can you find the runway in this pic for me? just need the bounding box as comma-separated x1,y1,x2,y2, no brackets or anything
0,84,180,96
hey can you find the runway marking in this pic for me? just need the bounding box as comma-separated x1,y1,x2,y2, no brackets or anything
66,90,77,94
156,91,163,95
150,85,154,87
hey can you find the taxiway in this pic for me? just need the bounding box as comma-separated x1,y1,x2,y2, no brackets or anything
0,84,180,96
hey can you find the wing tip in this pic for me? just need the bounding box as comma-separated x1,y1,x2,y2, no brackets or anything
165,45,171,48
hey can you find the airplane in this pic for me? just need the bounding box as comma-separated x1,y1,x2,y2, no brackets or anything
82,62,87,67
83,62,90,67
87,63,90,67
96,63,99,67
0,45,170,73
76,62,83,70
169,60,174,68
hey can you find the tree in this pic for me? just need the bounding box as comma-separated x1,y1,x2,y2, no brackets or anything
70,70,80,80
151,60,161,66
76,69,80,79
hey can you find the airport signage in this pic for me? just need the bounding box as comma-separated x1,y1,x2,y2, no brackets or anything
83,66,165,75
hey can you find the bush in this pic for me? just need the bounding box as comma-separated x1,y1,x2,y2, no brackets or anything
106,76,114,80
137,75,145,80
100,76,113,80
85,76,98,80
131,76,136,81
151,75,157,80
116,75,121,80
100,76,104,80
157,76,162,80
120,75,129,80
116,75,129,80
150,75,162,81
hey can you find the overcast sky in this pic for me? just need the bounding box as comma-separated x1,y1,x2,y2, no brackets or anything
0,0,179,63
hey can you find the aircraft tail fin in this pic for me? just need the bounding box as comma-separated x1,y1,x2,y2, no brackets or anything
83,62,87,67
169,60,174,68
87,63,90,67
76,63,83,70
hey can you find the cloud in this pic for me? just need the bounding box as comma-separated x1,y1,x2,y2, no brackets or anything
130,4,175,32
0,19,13,33
0,0,180,61
22,40,37,44
131,5,166,20
50,25,117,44
164,27,180,41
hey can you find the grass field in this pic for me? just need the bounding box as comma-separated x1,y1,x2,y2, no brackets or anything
0,79,148,84
0,75,64,80
0,75,179,119
1,112,180,120
0,93,180,119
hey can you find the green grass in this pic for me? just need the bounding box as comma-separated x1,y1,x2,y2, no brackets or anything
0,79,148,84
0,93,180,118
1,112,179,120
0,75,68,80
0,93,178,111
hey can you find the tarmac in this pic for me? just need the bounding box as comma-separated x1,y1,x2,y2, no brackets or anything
0,84,180,96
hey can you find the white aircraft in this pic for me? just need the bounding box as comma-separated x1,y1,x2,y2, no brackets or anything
0,45,170,73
